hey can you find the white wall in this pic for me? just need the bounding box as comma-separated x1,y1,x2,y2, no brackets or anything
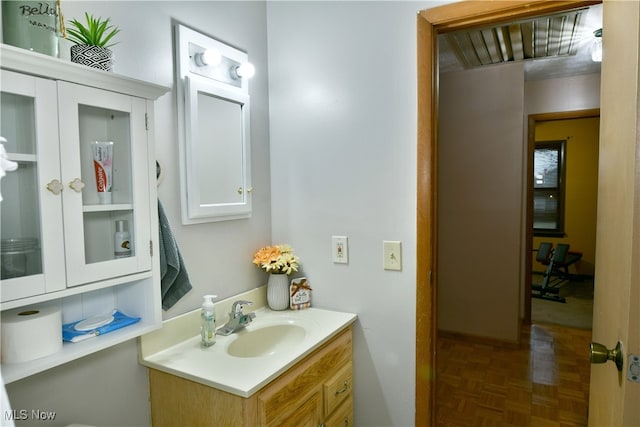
436,69,600,341
2,1,603,425
525,73,601,115
4,1,466,425
435,68,600,337
437,63,525,343
266,1,448,425
6,2,272,425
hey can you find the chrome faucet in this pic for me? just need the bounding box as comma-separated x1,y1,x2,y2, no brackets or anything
217,300,256,336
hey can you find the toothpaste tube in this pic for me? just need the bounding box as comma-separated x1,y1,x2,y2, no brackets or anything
92,141,114,204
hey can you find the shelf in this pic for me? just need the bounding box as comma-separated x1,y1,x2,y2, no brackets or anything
0,270,152,311
0,44,170,101
83,203,134,213
6,153,37,163
1,318,161,383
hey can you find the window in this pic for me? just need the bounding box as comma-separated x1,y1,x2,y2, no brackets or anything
533,141,566,236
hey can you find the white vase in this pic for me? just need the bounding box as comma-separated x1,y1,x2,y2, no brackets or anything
267,273,290,311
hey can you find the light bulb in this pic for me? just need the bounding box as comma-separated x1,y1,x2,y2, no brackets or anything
591,37,602,62
195,49,222,67
235,62,255,79
591,29,602,63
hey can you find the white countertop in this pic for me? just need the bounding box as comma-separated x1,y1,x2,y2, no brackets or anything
139,306,357,397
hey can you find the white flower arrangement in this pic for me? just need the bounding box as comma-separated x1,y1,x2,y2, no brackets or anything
252,244,300,275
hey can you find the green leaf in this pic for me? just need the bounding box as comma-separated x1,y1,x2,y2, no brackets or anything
66,12,119,47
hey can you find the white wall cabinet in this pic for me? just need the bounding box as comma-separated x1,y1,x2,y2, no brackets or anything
0,44,168,382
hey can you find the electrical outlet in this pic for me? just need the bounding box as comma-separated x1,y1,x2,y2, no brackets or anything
332,236,348,264
383,240,402,271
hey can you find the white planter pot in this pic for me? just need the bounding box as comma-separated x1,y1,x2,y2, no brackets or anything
70,44,113,71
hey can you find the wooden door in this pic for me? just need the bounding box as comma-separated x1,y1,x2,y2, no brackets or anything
587,1,640,425
417,1,639,425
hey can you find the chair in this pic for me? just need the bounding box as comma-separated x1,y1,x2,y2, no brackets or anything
532,243,583,303
535,242,554,265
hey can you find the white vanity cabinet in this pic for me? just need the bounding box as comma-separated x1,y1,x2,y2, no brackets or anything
0,44,168,382
148,326,354,427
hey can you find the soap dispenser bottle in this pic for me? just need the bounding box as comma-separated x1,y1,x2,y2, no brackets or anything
201,295,217,347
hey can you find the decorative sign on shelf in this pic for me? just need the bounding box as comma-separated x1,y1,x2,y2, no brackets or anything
1,1,60,57
290,277,311,310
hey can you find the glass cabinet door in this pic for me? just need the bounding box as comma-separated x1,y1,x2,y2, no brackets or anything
57,82,152,287
0,70,65,302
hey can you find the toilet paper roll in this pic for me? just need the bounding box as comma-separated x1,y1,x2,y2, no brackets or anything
1,306,62,363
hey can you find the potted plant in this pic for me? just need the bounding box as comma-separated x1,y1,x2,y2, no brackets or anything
66,13,119,71
253,244,300,310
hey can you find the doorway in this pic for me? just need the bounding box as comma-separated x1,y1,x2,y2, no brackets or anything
527,111,600,330
415,1,604,425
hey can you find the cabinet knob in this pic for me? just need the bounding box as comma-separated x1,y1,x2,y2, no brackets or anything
237,187,243,195
68,178,85,193
46,179,63,195
335,381,349,395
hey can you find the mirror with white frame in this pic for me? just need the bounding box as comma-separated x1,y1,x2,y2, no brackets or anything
175,24,253,223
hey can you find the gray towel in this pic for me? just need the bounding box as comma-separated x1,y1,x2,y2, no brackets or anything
158,200,192,310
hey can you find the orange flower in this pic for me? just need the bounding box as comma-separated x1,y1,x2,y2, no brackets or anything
252,246,281,266
252,244,300,274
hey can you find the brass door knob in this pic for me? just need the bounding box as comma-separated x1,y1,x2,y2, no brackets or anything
590,341,624,372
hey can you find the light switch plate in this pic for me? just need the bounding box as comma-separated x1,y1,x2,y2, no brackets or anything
383,241,402,271
332,236,348,264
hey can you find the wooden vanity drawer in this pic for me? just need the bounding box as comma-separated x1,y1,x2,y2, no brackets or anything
257,328,352,426
324,396,354,427
324,362,353,416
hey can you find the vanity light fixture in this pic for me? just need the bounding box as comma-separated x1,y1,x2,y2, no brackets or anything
591,28,602,62
234,62,255,79
194,48,222,67
188,42,255,87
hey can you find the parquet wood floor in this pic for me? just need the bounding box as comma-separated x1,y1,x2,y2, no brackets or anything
436,324,592,426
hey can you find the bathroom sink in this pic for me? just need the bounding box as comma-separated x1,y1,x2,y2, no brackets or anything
141,305,357,397
227,324,306,358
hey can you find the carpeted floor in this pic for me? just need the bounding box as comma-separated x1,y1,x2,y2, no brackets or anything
531,276,594,330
